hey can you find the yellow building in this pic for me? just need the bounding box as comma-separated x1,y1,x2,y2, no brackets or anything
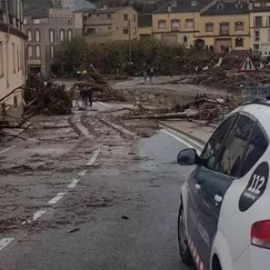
82,6,138,43
152,0,211,47
0,0,26,118
197,0,250,52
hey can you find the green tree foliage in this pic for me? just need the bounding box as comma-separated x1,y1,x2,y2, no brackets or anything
55,38,213,75
55,37,89,70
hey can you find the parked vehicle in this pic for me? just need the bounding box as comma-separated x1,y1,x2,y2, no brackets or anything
177,98,270,270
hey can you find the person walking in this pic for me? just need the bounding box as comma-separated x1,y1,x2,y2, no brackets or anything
149,68,154,83
87,87,93,107
143,70,148,83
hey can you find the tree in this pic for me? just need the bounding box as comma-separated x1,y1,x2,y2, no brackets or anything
55,37,89,71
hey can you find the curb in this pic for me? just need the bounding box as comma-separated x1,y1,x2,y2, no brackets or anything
160,122,207,146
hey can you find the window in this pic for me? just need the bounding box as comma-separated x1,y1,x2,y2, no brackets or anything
13,95,18,108
200,115,237,171
220,22,229,35
60,29,65,41
171,19,180,31
27,45,33,59
33,19,40,24
124,14,128,21
50,45,55,59
27,29,32,41
0,42,3,76
133,27,136,34
12,43,15,73
240,123,268,177
253,44,259,51
17,48,19,71
235,21,244,31
255,30,260,42
88,13,91,18
183,35,188,44
185,18,194,28
133,14,136,22
68,29,73,41
235,37,243,47
123,27,129,34
255,16,262,27
107,14,111,18
35,29,40,42
68,19,71,24
158,20,166,29
23,18,27,25
215,115,255,177
35,45,41,58
49,29,55,43
205,22,214,32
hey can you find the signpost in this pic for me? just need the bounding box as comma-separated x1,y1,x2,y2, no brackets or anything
237,55,257,73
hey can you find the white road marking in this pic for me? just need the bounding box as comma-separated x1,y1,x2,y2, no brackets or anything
33,209,47,221
48,192,66,205
0,238,14,251
0,146,14,155
78,170,87,176
161,129,202,155
87,148,101,166
68,178,80,189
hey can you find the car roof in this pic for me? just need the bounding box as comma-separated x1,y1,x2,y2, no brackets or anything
238,98,270,135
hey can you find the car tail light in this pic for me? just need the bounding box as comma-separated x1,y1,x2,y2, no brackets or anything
251,220,270,249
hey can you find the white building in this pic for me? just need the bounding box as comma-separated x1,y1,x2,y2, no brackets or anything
250,0,270,57
0,0,26,118
61,0,93,11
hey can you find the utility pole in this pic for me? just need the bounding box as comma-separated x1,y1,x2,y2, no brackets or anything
128,19,131,63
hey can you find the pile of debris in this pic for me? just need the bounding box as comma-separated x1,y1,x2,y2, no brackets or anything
71,65,127,102
24,74,72,115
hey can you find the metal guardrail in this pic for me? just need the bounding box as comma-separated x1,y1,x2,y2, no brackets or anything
241,85,270,102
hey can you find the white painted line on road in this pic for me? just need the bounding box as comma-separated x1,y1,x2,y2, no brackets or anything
33,209,47,221
78,170,87,176
87,148,101,166
0,146,14,155
68,178,80,189
48,192,66,205
0,238,14,251
161,129,202,155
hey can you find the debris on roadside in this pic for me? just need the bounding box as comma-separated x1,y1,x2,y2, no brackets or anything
24,74,72,116
67,227,80,233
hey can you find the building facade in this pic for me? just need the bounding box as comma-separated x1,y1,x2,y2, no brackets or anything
198,0,250,52
83,6,138,43
24,8,81,75
250,0,270,57
138,13,152,40
0,0,26,117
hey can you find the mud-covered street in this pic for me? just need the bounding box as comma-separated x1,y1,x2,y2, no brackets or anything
0,102,197,270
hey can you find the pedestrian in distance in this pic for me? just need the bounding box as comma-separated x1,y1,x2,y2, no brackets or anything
143,70,148,83
149,68,154,83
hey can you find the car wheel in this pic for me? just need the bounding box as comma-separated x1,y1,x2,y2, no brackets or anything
178,204,193,265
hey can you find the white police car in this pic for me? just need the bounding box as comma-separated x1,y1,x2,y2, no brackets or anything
177,99,270,270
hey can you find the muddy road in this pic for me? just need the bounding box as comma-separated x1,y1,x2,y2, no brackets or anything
0,103,194,270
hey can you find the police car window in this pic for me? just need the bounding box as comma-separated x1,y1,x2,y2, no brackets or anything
215,115,255,177
200,115,237,170
240,123,269,177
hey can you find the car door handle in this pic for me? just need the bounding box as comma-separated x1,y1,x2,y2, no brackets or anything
195,183,201,191
214,194,223,203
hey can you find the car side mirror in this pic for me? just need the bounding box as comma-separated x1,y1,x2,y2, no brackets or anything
177,148,199,166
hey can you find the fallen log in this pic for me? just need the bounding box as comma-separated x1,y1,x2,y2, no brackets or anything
122,111,198,120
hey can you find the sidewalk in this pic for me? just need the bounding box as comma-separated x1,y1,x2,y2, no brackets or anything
160,120,215,145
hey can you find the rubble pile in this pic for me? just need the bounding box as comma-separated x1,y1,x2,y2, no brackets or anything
24,74,72,115
71,65,127,102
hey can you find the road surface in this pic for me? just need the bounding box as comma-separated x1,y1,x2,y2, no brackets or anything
0,103,201,270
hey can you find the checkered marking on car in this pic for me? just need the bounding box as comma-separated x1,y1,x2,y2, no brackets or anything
188,236,206,270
